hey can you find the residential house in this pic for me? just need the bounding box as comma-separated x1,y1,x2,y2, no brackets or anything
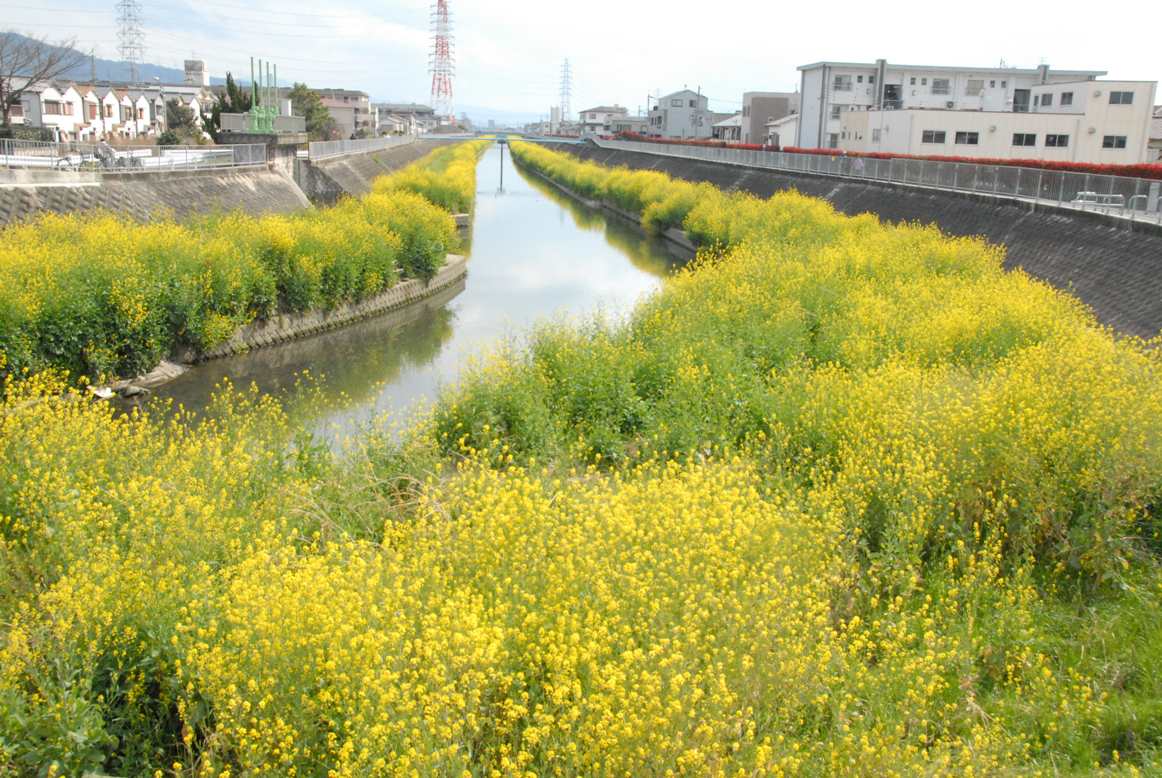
315,88,372,138
741,92,798,145
797,59,1107,149
372,103,437,134
765,113,799,148
648,89,727,140
838,79,1158,164
712,113,742,142
578,105,628,136
609,115,648,136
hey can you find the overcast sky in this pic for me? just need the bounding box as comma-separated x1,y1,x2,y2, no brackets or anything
7,0,1161,118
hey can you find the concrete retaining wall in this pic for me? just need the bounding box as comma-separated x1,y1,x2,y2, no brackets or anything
200,254,469,359
548,143,1162,338
295,140,457,204
0,165,310,226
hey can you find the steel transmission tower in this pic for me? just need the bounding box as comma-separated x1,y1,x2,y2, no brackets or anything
559,58,573,123
115,0,145,84
429,0,455,124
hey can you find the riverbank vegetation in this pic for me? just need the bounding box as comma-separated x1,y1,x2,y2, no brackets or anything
0,142,487,383
3,141,1162,776
372,140,486,214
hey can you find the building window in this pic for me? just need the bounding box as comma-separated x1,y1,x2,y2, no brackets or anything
1033,95,1040,107
932,78,949,95
1102,135,1128,149
1041,93,1053,107
965,79,984,96
670,98,682,107
689,99,696,107
1001,80,1008,88
1045,134,1069,147
921,130,946,144
871,128,882,143
10,104,23,117
856,75,864,83
830,105,842,120
88,104,97,120
137,107,144,119
955,131,980,145
1110,91,1134,105
990,80,996,88
1060,92,1073,106
869,75,876,84
910,77,916,85
921,77,928,86
104,104,112,118
833,75,853,91
1012,132,1037,146
828,133,839,148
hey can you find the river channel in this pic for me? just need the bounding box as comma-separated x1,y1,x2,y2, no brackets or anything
153,143,688,436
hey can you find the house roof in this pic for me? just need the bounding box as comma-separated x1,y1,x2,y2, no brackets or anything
579,105,626,115
765,113,799,128
713,113,743,127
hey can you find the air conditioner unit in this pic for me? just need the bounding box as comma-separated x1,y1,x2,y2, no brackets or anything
1094,90,1103,97
1088,126,1097,134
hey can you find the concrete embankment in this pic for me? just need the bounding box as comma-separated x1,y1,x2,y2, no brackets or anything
200,254,469,359
295,140,457,204
547,142,1162,339
0,165,310,226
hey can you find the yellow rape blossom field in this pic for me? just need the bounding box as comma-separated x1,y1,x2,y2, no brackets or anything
2,140,1162,776
0,141,486,383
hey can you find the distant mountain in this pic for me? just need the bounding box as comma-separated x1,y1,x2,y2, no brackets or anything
5,32,225,86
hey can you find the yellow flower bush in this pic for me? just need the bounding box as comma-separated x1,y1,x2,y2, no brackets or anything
2,141,1162,775
0,144,481,382
372,140,488,214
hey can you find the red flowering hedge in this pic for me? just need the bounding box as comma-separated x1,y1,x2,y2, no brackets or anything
614,132,1162,181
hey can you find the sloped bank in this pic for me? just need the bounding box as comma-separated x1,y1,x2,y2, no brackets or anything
545,141,1162,338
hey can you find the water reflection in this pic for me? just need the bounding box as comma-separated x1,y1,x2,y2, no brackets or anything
153,144,688,436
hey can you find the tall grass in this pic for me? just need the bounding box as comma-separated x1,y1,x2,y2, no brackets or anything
2,142,1161,775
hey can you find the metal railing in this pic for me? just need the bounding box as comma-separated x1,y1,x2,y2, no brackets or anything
591,139,1162,226
307,135,416,161
0,138,269,173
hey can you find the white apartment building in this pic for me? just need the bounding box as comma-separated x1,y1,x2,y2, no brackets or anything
839,80,1157,164
1150,107,1162,161
578,105,628,136
797,59,1106,150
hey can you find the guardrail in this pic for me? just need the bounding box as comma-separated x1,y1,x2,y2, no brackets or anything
307,136,416,161
0,138,268,173
591,139,1162,226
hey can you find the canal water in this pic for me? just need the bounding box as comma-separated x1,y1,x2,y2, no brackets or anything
154,144,687,436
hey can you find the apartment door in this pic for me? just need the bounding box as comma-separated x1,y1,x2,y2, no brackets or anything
1013,89,1031,112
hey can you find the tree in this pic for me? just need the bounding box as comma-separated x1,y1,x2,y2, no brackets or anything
287,82,337,141
159,98,197,145
0,32,84,130
206,71,251,141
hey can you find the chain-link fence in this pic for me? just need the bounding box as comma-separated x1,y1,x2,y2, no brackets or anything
591,139,1162,226
0,139,269,173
